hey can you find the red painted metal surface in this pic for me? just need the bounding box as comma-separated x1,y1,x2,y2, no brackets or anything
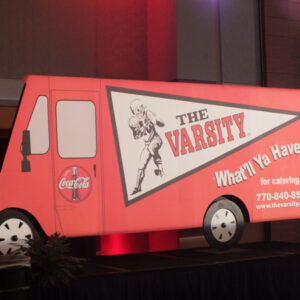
0,75,299,254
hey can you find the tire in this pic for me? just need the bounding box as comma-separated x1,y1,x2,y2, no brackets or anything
203,198,244,250
0,209,39,255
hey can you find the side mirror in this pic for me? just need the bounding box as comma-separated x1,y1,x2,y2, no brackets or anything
21,130,31,172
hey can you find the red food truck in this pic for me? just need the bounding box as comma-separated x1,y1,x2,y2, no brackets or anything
0,75,299,254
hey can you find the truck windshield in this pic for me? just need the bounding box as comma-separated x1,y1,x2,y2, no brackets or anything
0,106,18,171
0,79,24,171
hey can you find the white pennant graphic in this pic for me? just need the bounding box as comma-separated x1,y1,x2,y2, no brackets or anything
107,87,299,206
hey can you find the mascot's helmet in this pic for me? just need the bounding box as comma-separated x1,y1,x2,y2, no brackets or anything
130,99,146,116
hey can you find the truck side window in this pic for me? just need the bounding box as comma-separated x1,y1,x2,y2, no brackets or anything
56,101,96,158
27,95,49,154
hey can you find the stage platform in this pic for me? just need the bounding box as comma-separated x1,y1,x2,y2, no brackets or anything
7,242,300,299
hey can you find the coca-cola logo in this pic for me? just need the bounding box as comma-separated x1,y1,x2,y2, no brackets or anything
58,166,92,202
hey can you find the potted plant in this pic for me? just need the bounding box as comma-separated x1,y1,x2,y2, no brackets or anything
23,233,84,288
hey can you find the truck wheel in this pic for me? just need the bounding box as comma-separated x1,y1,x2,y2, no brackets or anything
203,199,244,250
0,209,39,255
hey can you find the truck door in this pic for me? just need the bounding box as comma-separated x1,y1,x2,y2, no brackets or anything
51,90,102,236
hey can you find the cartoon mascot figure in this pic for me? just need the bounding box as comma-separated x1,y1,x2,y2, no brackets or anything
128,99,165,195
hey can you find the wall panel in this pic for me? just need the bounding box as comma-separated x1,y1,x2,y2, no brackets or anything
0,0,34,78
263,0,300,88
1,0,174,81
220,0,261,85
147,0,177,81
176,0,216,82
176,0,261,85
32,0,97,77
96,0,148,80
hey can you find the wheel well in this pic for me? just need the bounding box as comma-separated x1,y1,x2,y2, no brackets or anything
212,195,250,223
1,207,47,238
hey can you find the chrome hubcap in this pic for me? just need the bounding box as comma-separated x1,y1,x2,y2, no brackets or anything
211,208,237,243
0,218,33,255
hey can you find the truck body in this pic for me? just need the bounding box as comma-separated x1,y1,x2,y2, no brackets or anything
0,75,299,254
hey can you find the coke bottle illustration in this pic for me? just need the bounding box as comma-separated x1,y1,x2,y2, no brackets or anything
72,167,80,201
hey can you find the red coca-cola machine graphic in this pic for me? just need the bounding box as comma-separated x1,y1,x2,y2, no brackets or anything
0,75,299,255
58,166,91,202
